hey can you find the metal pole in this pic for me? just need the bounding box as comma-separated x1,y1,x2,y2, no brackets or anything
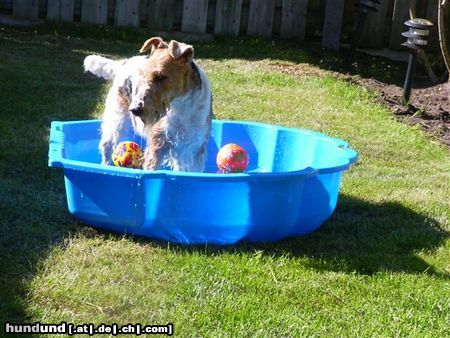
344,10,369,70
402,51,418,105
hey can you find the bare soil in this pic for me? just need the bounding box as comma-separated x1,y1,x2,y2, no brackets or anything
265,54,450,147
269,52,450,147
353,77,450,147
336,49,450,148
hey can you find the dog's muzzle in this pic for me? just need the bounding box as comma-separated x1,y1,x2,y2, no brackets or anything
129,99,145,116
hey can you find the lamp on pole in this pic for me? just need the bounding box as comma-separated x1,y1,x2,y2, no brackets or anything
401,18,434,105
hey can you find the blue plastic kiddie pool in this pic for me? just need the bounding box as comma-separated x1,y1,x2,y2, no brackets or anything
48,119,357,244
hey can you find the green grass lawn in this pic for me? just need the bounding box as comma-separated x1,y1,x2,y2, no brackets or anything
0,25,449,337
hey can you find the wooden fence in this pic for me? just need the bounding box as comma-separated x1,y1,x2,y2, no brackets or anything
0,0,441,50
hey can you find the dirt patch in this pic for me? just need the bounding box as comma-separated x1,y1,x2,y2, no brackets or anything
266,59,450,148
354,77,450,147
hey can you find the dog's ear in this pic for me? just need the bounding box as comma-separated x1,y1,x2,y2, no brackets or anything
139,37,167,54
168,40,194,62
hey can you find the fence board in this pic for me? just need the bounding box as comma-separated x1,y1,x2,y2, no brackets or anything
389,0,409,48
2,0,442,51
181,0,209,34
47,0,74,21
13,0,39,18
115,0,139,27
321,0,345,50
247,0,276,38
81,0,107,24
425,0,439,50
148,0,175,31
414,0,428,17
360,0,391,48
280,0,308,39
214,0,242,36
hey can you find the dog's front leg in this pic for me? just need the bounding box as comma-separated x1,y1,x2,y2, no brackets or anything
142,122,169,170
191,144,207,172
99,87,130,165
99,126,117,165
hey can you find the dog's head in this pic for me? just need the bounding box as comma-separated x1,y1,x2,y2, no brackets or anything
123,37,201,126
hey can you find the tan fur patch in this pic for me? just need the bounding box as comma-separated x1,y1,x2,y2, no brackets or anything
143,119,169,170
136,40,200,124
117,86,130,109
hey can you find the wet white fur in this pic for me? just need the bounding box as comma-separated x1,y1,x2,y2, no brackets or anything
84,54,212,172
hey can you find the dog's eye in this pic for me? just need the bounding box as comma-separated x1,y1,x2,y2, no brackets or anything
153,73,167,83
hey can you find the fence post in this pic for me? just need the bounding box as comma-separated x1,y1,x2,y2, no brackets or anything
214,0,243,36
426,0,439,51
47,0,74,22
280,0,309,40
360,0,390,48
181,0,209,34
389,0,410,49
148,0,175,32
115,0,140,27
321,0,345,50
13,0,39,18
81,0,108,25
247,0,276,38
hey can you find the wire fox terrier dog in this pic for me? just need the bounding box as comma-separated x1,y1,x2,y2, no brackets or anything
83,37,212,172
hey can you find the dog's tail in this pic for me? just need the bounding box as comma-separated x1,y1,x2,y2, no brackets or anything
83,55,120,80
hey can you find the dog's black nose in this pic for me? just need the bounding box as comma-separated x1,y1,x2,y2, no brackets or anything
130,107,143,116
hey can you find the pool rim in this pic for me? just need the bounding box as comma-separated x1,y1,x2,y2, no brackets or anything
49,119,358,181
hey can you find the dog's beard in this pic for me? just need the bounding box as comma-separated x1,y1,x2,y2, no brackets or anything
130,114,145,135
130,109,167,132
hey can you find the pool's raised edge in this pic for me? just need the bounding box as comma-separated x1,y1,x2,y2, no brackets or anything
48,119,358,180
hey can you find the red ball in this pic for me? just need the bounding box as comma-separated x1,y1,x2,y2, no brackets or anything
216,143,249,173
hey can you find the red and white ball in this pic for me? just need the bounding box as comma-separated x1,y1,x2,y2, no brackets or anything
216,143,249,173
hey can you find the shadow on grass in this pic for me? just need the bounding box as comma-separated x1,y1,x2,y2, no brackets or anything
2,22,412,86
0,29,103,329
8,22,447,87
137,194,449,278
